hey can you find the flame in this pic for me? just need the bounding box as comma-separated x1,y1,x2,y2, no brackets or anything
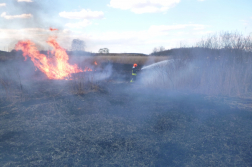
84,67,92,72
49,27,58,31
15,37,83,80
94,61,97,65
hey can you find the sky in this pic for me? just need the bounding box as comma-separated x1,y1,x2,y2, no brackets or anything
0,0,251,54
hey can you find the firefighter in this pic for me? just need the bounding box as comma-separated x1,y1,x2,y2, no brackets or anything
130,63,138,82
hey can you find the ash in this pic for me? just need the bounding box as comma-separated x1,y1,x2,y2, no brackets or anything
1,80,252,167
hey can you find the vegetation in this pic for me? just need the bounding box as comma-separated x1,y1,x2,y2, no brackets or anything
152,46,165,55
141,32,252,97
196,31,252,51
98,48,109,54
1,78,252,166
91,55,168,65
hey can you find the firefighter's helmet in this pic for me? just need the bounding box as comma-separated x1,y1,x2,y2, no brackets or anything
133,63,137,67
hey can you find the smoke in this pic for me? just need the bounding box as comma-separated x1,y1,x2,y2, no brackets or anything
9,0,61,28
138,48,252,97
0,0,69,51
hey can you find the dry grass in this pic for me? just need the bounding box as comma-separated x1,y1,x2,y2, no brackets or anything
0,51,21,62
72,55,170,66
68,72,103,95
0,54,16,61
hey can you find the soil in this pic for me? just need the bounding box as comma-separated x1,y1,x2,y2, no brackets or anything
1,63,252,167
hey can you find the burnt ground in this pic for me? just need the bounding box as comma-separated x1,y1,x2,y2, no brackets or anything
0,63,252,166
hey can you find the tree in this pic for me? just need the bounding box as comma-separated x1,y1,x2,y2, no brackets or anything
71,39,85,51
153,47,158,53
152,46,165,55
159,46,165,51
195,31,252,51
99,48,109,54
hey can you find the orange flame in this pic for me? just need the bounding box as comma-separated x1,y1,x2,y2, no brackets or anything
84,67,92,72
49,27,58,31
15,37,83,80
94,61,97,65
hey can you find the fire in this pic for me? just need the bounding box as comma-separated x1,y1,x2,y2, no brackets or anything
84,67,92,72
15,37,83,80
94,61,97,65
49,27,58,31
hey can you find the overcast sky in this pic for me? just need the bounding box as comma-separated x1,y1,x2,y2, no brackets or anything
0,0,251,54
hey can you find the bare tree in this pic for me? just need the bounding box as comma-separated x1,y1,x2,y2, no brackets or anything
152,47,158,53
195,31,252,51
71,39,85,51
151,46,165,55
159,46,165,51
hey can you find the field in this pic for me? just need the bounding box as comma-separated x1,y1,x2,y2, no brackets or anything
90,55,168,65
1,52,252,166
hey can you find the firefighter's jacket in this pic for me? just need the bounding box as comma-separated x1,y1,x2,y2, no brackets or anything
132,67,137,75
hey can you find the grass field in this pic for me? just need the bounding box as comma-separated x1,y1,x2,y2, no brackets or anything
1,78,252,166
1,48,252,166
88,55,169,65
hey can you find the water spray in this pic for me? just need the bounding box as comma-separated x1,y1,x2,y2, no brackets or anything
141,59,174,70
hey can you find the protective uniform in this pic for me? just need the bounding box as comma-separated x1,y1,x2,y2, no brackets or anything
130,64,137,82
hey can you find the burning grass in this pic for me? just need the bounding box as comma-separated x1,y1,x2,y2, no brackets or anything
15,37,83,80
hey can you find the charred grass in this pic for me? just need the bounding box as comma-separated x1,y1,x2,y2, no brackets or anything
0,56,252,166
1,77,252,166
